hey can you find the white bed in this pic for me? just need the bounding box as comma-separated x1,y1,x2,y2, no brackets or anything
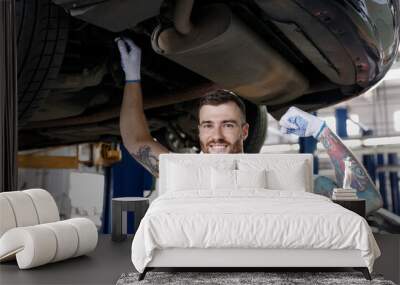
131,153,380,280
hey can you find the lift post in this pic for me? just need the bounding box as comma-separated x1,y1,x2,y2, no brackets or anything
0,0,18,192
335,107,348,138
101,144,153,234
299,112,318,174
377,154,389,209
388,153,400,215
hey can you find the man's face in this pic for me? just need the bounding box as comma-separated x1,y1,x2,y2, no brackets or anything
198,102,249,154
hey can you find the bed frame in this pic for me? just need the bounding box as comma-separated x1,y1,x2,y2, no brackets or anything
138,154,372,281
140,249,371,280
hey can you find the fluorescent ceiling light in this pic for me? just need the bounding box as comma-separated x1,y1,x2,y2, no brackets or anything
261,144,299,153
383,68,400,81
267,127,284,136
363,136,400,146
394,110,400,132
343,139,362,148
317,152,330,159
263,136,399,153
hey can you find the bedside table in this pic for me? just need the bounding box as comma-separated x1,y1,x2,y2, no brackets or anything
112,197,149,242
332,199,366,218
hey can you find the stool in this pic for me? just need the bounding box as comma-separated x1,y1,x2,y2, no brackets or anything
111,197,149,242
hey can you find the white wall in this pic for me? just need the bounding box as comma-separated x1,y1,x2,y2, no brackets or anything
69,172,104,227
18,146,104,226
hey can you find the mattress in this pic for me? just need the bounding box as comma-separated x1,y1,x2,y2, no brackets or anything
131,190,380,273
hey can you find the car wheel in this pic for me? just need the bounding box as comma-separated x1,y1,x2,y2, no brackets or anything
243,102,267,153
152,101,268,153
16,0,69,124
152,124,199,153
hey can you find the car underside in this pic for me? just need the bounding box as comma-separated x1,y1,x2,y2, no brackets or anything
17,0,400,152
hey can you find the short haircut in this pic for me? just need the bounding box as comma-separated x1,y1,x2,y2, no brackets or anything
198,89,246,124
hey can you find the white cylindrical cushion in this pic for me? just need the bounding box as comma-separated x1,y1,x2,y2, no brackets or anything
0,218,97,269
23,189,59,224
0,226,57,269
42,221,79,262
0,192,39,227
64,218,98,257
0,196,17,237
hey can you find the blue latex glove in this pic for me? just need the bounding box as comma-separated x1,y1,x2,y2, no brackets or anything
115,37,141,82
279,106,326,140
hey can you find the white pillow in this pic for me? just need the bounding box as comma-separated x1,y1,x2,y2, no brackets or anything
266,162,307,191
238,159,308,191
211,168,236,190
167,160,235,192
211,168,267,191
167,163,210,191
236,169,267,189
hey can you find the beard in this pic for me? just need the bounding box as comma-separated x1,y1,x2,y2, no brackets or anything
200,138,244,154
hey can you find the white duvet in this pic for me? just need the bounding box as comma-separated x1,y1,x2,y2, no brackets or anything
131,190,380,273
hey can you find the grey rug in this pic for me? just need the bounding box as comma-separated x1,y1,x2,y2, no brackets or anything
116,271,396,285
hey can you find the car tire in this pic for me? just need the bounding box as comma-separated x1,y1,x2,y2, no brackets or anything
243,102,267,153
16,0,69,124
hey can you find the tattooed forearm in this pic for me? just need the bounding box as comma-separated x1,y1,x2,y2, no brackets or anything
319,126,372,190
130,145,159,178
319,126,383,212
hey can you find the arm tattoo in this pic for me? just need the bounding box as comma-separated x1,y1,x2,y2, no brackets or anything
319,127,383,212
130,145,159,178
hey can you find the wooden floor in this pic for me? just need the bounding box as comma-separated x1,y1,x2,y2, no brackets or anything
0,234,398,284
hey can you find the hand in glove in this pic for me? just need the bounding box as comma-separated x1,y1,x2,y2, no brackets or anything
279,106,326,140
115,37,141,82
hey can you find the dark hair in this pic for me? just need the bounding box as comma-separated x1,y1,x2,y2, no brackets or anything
198,89,246,123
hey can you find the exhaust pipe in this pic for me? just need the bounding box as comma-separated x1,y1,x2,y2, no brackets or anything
173,0,194,35
152,3,308,105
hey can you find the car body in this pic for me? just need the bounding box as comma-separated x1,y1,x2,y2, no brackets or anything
17,0,400,152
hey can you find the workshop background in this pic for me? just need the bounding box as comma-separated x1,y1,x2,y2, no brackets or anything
15,59,400,234
1,0,399,284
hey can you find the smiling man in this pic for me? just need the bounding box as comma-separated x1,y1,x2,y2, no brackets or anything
117,37,382,214
198,90,249,154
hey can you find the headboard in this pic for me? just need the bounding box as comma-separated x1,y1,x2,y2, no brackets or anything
159,153,314,195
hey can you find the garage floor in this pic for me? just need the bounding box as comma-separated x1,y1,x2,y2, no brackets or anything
0,235,134,285
373,234,400,284
0,234,398,285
